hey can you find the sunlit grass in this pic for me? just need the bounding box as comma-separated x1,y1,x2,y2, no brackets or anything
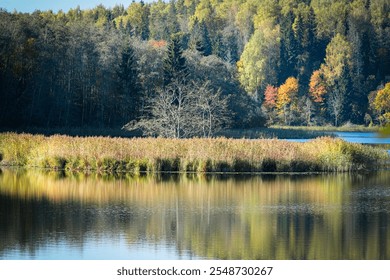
0,133,388,173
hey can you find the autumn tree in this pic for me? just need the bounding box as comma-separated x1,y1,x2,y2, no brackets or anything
374,83,390,125
309,70,327,122
309,70,327,104
263,85,278,109
262,85,279,124
276,77,298,125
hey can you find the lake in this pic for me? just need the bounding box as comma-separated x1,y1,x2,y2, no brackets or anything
1,168,390,260
289,131,390,144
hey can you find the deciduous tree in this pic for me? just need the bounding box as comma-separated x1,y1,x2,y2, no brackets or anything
276,77,298,124
237,21,280,98
374,83,390,125
124,80,230,138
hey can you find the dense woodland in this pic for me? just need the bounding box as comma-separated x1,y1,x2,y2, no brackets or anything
0,0,389,135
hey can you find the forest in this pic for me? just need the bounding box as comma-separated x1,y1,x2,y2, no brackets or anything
0,0,389,136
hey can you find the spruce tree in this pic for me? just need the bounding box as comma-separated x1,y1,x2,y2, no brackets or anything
279,11,298,84
189,19,212,56
163,35,188,86
117,45,141,124
212,33,226,59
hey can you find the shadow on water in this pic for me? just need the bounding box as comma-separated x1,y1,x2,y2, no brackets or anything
1,168,390,260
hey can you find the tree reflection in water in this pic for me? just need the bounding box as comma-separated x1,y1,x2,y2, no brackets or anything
0,169,390,260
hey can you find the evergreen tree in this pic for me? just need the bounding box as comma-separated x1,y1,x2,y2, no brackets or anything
116,45,141,124
334,65,353,124
140,2,150,40
348,18,367,123
163,35,188,86
125,21,133,37
279,11,298,84
212,32,226,59
167,0,180,36
189,19,212,56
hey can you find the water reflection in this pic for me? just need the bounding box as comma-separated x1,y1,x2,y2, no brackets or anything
1,168,390,259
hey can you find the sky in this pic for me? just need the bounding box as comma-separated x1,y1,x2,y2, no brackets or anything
0,0,156,13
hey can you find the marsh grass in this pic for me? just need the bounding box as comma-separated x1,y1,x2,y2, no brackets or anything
0,133,388,173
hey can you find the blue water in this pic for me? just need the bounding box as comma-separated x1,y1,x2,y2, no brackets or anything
289,131,390,145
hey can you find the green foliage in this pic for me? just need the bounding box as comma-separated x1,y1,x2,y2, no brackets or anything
237,21,280,96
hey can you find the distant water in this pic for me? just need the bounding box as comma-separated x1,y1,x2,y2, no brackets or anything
1,169,390,260
288,131,390,144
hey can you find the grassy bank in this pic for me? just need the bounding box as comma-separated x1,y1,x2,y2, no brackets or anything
0,133,388,173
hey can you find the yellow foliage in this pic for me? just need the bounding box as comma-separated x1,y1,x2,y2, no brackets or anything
374,83,390,113
276,77,298,110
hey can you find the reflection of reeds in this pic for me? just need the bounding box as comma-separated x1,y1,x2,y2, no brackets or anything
0,133,388,173
1,169,390,259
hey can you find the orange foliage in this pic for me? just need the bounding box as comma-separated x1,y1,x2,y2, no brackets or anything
263,85,278,109
309,70,327,103
149,40,167,48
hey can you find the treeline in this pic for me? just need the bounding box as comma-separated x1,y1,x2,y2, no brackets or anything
0,3,253,129
0,0,389,130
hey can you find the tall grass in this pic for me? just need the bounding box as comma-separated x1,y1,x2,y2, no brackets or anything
0,133,388,173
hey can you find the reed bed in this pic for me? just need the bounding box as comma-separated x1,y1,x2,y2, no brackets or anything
0,133,388,173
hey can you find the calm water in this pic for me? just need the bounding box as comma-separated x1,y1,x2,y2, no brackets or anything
289,131,390,145
1,168,390,260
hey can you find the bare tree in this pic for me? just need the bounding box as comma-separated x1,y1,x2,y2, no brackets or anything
301,97,315,125
328,89,344,126
195,82,230,137
124,79,230,138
